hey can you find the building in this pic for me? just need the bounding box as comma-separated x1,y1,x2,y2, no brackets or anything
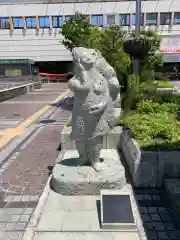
0,0,180,73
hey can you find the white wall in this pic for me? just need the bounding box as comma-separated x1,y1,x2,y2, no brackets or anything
0,1,180,62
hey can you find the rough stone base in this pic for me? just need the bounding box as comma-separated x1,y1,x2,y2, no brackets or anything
51,149,126,195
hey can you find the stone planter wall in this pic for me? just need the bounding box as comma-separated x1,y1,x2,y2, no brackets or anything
120,130,180,188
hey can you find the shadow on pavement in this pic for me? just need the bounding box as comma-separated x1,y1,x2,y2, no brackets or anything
51,96,73,111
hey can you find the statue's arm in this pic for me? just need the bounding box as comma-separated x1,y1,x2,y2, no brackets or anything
90,83,109,115
68,71,91,92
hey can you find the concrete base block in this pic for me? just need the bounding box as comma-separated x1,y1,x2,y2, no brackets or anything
35,184,140,239
51,149,126,195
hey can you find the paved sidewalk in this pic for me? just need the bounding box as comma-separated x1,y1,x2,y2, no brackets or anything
0,83,72,239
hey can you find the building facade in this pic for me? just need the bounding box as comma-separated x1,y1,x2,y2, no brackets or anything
0,0,180,68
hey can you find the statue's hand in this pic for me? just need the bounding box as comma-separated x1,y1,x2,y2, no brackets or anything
89,102,106,115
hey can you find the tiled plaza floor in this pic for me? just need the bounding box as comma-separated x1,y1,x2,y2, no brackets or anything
135,189,180,240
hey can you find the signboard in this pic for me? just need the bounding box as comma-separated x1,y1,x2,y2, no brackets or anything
5,69,22,76
0,59,34,65
160,35,180,53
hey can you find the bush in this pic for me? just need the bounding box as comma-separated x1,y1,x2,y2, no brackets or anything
120,99,180,150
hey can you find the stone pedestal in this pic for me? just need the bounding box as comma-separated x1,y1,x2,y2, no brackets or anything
51,149,126,195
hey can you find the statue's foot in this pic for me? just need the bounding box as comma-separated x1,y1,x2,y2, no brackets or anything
92,162,102,172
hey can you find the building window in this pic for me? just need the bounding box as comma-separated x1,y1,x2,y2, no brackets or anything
13,17,24,29
52,16,63,28
39,16,50,28
0,17,10,29
26,17,36,29
146,13,157,25
119,14,130,26
132,13,144,25
65,15,73,22
91,15,103,27
160,13,171,25
174,12,180,24
107,15,115,26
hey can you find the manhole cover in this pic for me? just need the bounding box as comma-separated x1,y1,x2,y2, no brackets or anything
40,119,56,124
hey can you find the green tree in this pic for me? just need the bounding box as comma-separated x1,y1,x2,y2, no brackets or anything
60,12,92,51
98,25,131,92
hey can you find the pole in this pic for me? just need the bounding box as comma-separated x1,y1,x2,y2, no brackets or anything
133,0,141,74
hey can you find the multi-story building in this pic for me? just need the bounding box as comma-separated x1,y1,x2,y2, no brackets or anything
0,0,180,73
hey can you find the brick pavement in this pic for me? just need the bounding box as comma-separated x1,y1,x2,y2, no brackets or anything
0,82,71,239
0,123,66,195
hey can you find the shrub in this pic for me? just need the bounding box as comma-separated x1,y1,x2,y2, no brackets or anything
120,99,180,150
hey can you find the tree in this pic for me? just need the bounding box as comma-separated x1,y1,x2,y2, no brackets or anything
98,25,131,92
60,12,92,51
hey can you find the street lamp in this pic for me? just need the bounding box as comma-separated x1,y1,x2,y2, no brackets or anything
123,0,150,74
134,0,141,74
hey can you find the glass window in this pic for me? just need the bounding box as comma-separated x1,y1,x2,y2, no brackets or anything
91,15,103,27
26,17,36,29
146,13,157,25
39,16,50,28
0,17,10,29
65,15,73,21
107,15,115,26
13,17,24,29
160,13,171,25
52,16,63,28
119,14,130,26
132,13,144,25
174,12,180,24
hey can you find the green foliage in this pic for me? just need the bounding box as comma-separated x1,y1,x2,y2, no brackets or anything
121,74,158,112
87,26,102,49
60,12,92,51
98,25,131,88
120,107,180,150
120,98,180,150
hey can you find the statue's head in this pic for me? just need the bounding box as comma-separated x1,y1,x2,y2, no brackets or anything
72,47,117,79
72,47,95,70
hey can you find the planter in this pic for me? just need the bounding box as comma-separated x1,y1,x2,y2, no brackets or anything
120,130,180,188
123,37,151,60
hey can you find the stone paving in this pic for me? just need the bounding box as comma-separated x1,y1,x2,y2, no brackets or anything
0,83,71,239
135,189,180,240
0,83,180,240
0,193,38,240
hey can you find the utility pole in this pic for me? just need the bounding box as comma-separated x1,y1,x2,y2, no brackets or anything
133,0,141,74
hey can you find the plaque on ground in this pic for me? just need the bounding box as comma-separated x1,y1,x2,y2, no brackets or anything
100,189,136,230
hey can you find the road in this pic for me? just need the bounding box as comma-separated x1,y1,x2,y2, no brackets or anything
0,83,72,239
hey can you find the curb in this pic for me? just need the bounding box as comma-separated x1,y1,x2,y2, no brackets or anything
23,176,52,240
